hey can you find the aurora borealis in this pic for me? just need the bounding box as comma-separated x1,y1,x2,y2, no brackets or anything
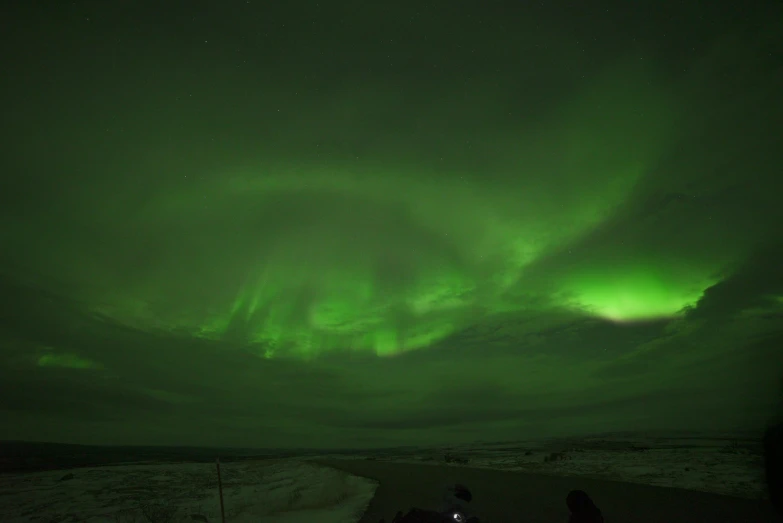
1,0,782,448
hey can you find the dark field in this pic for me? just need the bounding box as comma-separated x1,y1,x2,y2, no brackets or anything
318,459,778,523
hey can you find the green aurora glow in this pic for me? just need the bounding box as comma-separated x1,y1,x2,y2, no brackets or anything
76,70,682,359
0,1,781,447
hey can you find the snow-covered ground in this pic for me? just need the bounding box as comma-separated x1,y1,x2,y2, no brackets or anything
0,433,767,522
0,460,377,523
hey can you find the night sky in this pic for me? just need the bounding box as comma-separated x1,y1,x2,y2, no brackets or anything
1,1,782,449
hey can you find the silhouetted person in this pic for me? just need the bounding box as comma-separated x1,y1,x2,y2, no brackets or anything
566,489,604,523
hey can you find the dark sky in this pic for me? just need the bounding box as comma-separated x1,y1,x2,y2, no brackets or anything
1,0,782,448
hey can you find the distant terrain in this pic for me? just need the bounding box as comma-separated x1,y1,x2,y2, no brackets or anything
0,440,351,474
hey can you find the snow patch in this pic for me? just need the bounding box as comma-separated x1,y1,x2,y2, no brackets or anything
0,460,378,523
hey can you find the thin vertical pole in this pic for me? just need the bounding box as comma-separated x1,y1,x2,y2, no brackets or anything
216,457,226,523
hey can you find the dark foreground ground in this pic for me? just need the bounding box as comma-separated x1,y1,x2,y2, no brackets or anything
316,459,778,523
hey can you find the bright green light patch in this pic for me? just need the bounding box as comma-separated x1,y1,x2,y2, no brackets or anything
566,269,717,322
37,353,103,370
